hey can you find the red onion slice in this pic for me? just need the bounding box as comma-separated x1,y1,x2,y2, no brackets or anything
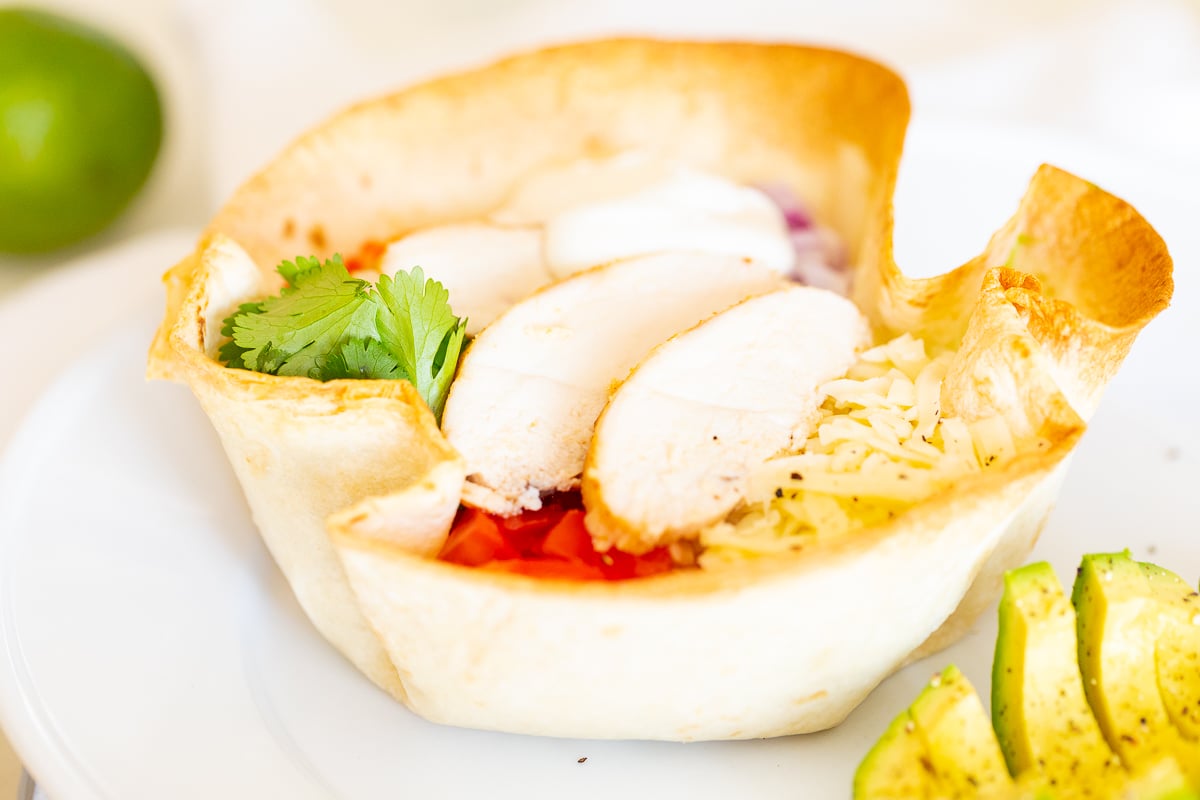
756,182,850,294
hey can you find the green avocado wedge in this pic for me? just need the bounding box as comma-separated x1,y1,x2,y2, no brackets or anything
854,666,1022,800
1138,561,1200,742
1072,553,1200,785
854,556,1200,800
853,707,939,800
992,562,1125,796
909,666,1018,799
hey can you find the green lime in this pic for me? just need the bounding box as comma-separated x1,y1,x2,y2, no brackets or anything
0,8,163,253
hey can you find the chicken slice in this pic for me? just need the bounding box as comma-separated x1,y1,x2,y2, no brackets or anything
441,252,787,516
493,153,794,277
491,152,676,226
378,223,546,335
543,168,795,276
583,286,870,553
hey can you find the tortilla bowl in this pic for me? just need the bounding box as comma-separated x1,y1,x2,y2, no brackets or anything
148,39,1172,739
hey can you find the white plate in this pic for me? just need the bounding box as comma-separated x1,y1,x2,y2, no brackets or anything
0,123,1196,800
0,229,198,454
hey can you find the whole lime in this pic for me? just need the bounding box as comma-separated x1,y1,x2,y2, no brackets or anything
0,8,163,253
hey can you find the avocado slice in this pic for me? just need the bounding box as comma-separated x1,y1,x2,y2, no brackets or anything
854,556,1200,800
993,561,1124,797
854,666,1018,800
1072,552,1200,786
909,666,1018,798
853,706,940,800
1139,561,1200,742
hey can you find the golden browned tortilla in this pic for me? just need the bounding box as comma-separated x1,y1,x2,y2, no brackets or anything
148,39,1172,739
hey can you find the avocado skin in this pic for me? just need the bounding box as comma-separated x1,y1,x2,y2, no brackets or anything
1072,552,1200,787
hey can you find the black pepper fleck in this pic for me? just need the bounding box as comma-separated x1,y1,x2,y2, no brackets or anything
774,488,784,499
578,757,588,764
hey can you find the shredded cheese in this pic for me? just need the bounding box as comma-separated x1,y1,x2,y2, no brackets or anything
698,333,1013,568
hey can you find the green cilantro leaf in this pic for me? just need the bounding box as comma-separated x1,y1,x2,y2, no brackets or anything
218,255,467,421
227,255,378,379
375,267,467,420
277,255,324,287
318,337,403,381
218,300,265,369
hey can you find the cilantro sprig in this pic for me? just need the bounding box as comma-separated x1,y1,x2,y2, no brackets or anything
219,255,467,420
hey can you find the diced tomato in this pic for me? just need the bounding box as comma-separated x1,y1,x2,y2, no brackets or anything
438,492,680,581
344,239,387,273
487,559,607,581
628,547,675,578
601,545,675,580
539,510,598,564
439,508,509,566
497,505,564,555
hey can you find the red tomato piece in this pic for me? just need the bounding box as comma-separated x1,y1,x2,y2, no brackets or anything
629,547,675,578
498,505,565,556
438,492,680,580
601,545,675,580
540,510,599,564
345,239,386,273
439,508,509,566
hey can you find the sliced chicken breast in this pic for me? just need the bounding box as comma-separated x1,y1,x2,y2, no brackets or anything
441,252,787,516
379,223,546,335
584,286,871,553
543,168,794,275
376,158,792,339
493,153,794,277
491,152,676,226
